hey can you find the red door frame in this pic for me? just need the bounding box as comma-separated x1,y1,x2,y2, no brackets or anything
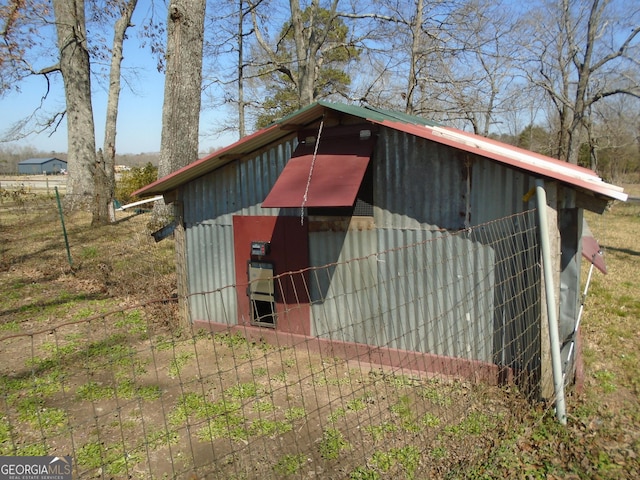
233,215,310,335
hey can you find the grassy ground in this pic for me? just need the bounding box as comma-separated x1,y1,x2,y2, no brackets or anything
0,189,639,478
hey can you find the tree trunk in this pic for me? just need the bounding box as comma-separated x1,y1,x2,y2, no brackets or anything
153,0,206,227
52,0,97,213
103,0,138,223
288,0,338,107
238,0,246,138
93,149,110,224
289,0,310,106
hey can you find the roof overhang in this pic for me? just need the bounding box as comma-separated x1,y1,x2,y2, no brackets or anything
133,122,294,198
374,120,628,203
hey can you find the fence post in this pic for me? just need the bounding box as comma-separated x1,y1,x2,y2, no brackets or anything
535,179,567,425
55,186,73,268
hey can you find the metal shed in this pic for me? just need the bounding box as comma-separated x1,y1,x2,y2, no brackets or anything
18,157,67,175
135,101,626,402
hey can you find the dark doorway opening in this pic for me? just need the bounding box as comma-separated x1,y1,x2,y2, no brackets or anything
251,299,276,326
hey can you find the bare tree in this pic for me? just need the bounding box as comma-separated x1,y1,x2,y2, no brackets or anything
237,0,248,137
522,0,640,164
364,0,523,136
341,0,453,113
587,95,640,180
197,0,250,141
100,0,139,223
51,0,98,214
246,0,361,123
438,0,521,136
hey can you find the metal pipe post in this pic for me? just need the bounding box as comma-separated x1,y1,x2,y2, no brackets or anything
535,179,567,425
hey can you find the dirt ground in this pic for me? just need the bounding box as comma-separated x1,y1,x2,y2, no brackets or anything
1,302,526,479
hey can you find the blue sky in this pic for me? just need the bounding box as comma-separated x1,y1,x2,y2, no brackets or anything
0,2,236,155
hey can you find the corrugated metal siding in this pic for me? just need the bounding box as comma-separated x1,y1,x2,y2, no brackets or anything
375,128,467,230
137,101,625,201
18,159,67,174
182,140,295,323
310,128,496,361
309,127,538,364
471,211,541,396
185,221,235,324
470,157,537,224
309,227,497,362
308,229,379,340
375,230,495,362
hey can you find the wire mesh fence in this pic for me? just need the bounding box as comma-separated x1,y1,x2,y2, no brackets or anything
1,192,551,479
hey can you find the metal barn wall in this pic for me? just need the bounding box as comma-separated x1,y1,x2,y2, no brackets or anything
376,128,468,231
18,159,67,175
308,229,380,341
181,139,296,324
374,130,495,362
377,230,497,362
179,124,540,370
310,128,539,365
470,156,537,224
18,164,41,175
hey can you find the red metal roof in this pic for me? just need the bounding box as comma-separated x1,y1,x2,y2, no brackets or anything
261,136,374,208
134,101,627,203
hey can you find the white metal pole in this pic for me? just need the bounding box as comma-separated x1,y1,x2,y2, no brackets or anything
563,263,594,382
535,179,567,425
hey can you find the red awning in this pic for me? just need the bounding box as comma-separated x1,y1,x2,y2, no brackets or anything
261,136,375,208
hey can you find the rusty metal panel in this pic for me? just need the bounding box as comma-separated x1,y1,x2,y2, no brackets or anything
262,135,375,208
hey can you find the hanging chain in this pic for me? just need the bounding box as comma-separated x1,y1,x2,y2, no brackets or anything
300,117,324,225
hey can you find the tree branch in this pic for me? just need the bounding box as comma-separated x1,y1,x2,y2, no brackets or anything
37,64,61,75
589,25,640,74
